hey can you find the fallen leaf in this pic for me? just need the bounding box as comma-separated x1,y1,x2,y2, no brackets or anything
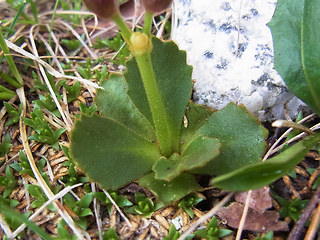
216,202,288,232
235,187,273,213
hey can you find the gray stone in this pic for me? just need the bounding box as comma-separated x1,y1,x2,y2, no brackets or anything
171,0,308,121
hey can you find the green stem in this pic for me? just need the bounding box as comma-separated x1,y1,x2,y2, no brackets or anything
0,85,16,100
135,52,175,157
0,72,21,88
49,0,59,47
0,29,23,86
143,11,153,37
112,12,132,44
0,92,16,100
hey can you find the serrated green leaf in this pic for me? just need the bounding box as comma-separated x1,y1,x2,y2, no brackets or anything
125,37,193,147
95,74,156,141
153,135,220,181
70,115,160,189
212,133,320,191
192,103,268,175
268,0,320,115
180,102,214,143
4,102,22,126
138,173,200,203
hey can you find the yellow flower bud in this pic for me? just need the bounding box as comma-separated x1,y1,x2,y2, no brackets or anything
130,32,152,56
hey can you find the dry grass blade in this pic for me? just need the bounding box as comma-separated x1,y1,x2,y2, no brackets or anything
91,183,103,240
103,189,132,228
44,24,96,97
38,10,99,37
264,113,316,160
235,190,252,240
29,25,72,130
37,31,74,127
17,87,86,240
9,183,83,239
4,39,102,89
305,203,320,240
0,215,13,237
58,20,98,59
272,120,314,135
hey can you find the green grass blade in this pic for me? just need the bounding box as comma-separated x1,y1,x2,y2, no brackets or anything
0,29,23,86
0,204,54,240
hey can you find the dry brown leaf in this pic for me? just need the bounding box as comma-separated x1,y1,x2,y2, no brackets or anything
235,187,273,213
216,202,288,232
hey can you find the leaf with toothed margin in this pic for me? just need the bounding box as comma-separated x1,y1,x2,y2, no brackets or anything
153,135,220,181
190,103,268,175
70,115,161,189
137,173,200,204
70,36,193,197
125,36,193,149
95,74,156,141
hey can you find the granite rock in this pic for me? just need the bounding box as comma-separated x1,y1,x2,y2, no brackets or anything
172,0,308,121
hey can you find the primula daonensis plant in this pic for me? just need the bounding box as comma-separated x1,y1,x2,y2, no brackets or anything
70,0,320,203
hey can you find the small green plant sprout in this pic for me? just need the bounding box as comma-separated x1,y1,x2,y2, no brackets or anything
63,192,94,230
23,107,66,150
60,161,85,186
33,94,62,118
94,190,132,216
163,224,180,240
60,145,88,185
95,64,109,83
3,102,23,126
10,151,47,181
125,192,163,218
0,134,12,157
178,193,204,218
76,59,94,80
163,224,194,240
0,165,17,197
102,227,119,240
272,193,309,222
26,184,55,210
255,231,274,240
56,219,78,240
70,0,320,206
92,33,130,66
77,102,98,117
194,216,232,240
58,80,82,103
61,38,82,51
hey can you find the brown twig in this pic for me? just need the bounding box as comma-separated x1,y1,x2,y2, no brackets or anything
287,183,320,240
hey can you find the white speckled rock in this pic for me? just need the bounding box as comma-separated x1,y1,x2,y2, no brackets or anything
172,0,308,121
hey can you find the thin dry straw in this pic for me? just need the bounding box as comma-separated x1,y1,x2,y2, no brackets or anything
4,39,102,89
17,87,86,240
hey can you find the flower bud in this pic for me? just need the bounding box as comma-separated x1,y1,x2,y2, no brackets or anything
130,32,152,56
83,0,119,19
141,0,173,14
